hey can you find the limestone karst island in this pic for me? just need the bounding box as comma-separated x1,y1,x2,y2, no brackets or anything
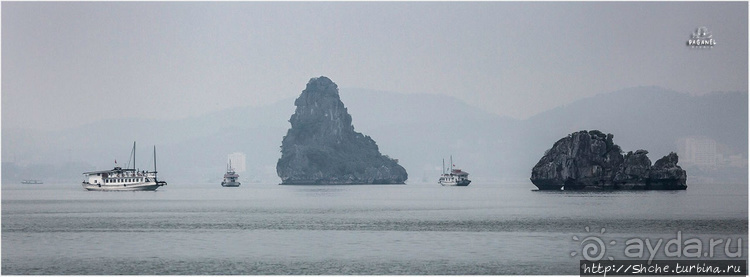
530,130,687,190
276,76,408,185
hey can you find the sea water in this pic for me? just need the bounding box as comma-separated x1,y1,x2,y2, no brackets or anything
2,182,747,275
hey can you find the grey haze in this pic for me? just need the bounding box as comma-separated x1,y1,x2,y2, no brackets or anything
2,2,747,131
2,2,747,185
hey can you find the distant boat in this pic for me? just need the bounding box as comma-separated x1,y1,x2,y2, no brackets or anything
21,179,43,184
81,142,167,191
221,160,241,187
438,156,471,186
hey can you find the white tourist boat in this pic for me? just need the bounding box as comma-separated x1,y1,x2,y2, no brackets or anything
438,156,471,186
81,142,167,191
221,160,241,187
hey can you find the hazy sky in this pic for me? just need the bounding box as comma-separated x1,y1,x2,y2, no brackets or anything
3,2,747,131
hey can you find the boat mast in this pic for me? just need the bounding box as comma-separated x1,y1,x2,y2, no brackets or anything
126,141,136,170
450,155,453,172
442,158,445,174
153,146,157,180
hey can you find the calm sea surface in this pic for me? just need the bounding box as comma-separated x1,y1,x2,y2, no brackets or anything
2,182,747,275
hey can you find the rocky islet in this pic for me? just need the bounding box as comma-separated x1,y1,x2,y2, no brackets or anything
530,130,687,190
276,76,408,184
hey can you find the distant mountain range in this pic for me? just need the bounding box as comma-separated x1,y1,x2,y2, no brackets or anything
3,86,747,185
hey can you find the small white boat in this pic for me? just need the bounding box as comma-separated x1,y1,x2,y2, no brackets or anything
82,142,166,191
221,160,241,187
438,156,471,186
21,179,43,184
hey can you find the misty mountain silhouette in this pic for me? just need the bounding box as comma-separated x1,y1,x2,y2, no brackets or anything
3,87,746,184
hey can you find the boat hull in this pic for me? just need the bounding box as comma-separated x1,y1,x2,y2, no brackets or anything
439,180,471,186
82,181,165,191
221,181,241,187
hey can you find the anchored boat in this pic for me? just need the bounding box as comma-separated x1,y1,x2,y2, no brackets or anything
81,142,167,191
438,156,471,186
221,160,241,187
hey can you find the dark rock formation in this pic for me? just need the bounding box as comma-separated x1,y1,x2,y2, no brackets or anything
529,130,622,190
530,130,687,190
613,150,651,189
276,76,408,184
649,152,688,190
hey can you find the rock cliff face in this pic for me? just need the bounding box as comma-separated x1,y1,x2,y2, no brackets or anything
649,152,688,190
276,76,408,184
613,150,651,189
530,130,687,190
